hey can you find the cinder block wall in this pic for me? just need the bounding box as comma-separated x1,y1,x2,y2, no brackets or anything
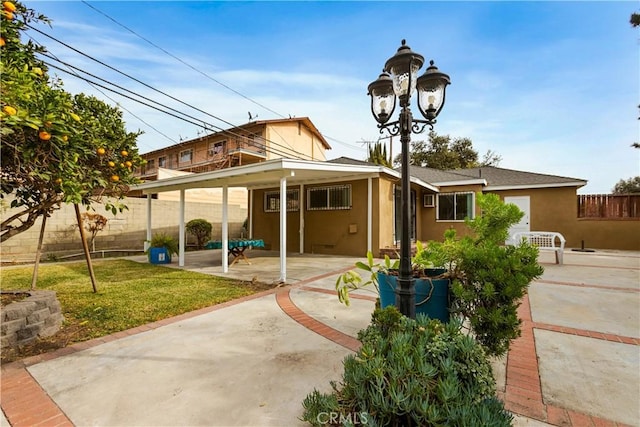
1,197,247,262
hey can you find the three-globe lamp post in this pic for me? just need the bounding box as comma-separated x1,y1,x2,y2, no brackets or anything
367,39,451,318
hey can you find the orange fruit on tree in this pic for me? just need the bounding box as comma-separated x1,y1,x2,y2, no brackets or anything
2,105,16,115
111,175,120,182
108,161,116,167
3,2,16,12
125,161,132,168
62,135,68,142
97,147,106,156
38,130,51,141
120,150,128,157
0,37,5,47
4,10,13,20
54,178,62,185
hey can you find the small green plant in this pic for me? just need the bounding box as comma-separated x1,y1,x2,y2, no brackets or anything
301,306,512,426
186,219,212,250
335,251,398,306
147,232,179,256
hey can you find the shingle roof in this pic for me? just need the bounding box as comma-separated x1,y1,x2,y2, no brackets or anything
329,159,587,190
446,166,586,188
407,165,481,184
327,156,375,166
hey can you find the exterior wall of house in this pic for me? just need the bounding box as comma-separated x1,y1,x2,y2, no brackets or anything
251,179,382,256
376,178,396,254
490,187,640,250
419,184,484,242
264,122,327,161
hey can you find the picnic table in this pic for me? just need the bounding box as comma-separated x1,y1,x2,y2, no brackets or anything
205,238,265,266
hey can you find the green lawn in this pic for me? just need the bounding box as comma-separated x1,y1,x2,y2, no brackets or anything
1,259,273,347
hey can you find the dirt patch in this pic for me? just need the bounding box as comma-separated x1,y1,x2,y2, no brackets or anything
0,292,30,307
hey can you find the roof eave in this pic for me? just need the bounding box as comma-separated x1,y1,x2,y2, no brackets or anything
484,181,587,191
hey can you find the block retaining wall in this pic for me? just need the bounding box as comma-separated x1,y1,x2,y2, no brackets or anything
1,197,247,262
1,290,64,350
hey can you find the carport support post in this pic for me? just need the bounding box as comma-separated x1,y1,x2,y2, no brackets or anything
222,185,229,273
279,176,287,283
179,189,185,267
367,177,372,253
145,194,152,252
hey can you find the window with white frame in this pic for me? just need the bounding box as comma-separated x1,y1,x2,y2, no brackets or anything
307,184,351,211
179,149,193,163
437,192,475,221
264,189,300,213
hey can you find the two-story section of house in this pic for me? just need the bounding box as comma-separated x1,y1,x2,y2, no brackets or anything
137,117,331,180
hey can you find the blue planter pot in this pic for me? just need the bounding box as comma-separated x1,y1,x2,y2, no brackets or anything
148,247,171,264
377,271,450,323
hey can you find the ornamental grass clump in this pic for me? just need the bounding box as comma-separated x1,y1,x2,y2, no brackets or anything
301,306,512,427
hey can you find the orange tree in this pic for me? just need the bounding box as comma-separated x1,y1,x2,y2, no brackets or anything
1,1,144,242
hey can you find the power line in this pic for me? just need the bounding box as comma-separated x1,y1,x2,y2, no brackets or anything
26,24,317,161
41,59,314,161
77,1,361,154
80,0,287,120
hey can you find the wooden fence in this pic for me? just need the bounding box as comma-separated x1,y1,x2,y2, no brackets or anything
578,194,640,219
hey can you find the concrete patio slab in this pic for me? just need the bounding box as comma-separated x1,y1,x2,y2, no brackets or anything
535,329,640,426
2,249,639,427
26,294,350,427
529,282,640,337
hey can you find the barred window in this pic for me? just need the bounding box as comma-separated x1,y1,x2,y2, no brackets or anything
264,189,300,213
307,185,351,211
437,192,474,221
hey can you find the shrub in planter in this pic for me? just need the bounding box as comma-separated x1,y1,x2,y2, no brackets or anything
146,232,179,264
301,306,512,427
186,219,212,250
335,193,543,358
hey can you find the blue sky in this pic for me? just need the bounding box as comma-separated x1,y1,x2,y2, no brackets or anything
26,1,639,193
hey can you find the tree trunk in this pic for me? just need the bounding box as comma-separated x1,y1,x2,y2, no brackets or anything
75,204,98,293
30,213,47,291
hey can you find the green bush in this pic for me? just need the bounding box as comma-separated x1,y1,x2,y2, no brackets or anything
186,219,212,250
301,306,512,427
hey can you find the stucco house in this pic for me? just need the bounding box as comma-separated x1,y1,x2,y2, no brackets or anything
136,117,330,180
136,156,640,281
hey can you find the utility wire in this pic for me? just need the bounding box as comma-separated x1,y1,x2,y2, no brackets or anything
41,59,313,161
80,0,287,120
27,24,316,160
78,1,362,155
37,50,179,147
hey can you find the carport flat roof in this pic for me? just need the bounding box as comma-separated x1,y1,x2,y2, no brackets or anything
133,158,439,194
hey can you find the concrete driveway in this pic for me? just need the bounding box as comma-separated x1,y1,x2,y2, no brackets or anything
1,249,638,426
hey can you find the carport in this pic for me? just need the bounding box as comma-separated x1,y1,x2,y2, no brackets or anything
133,158,436,282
